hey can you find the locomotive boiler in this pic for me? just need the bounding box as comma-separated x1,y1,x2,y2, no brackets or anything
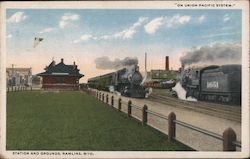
181,64,241,105
88,65,146,98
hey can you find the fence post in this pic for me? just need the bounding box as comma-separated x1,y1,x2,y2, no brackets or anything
168,112,176,142
128,100,132,117
118,98,121,111
106,94,109,104
111,96,114,107
99,92,101,100
223,127,236,151
102,93,104,101
142,105,148,125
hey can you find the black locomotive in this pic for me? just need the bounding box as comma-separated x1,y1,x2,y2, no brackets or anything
181,64,241,105
88,65,146,98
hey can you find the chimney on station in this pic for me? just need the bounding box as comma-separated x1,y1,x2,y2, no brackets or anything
73,61,77,69
61,58,64,63
165,56,169,71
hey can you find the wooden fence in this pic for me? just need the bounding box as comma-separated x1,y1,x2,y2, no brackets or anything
7,86,32,93
93,90,241,151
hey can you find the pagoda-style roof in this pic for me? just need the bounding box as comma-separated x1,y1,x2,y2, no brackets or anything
37,58,84,78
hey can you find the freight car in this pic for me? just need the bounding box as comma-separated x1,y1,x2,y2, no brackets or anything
181,64,241,105
88,65,146,98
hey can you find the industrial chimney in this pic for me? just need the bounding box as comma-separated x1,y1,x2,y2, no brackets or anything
165,56,169,71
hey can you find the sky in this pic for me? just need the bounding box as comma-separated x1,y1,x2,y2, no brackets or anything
6,9,242,82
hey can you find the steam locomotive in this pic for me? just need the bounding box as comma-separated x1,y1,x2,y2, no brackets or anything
87,65,146,98
181,64,241,105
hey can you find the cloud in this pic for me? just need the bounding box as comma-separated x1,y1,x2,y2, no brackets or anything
144,17,164,34
6,34,12,39
59,13,80,29
73,17,148,43
201,32,240,38
198,15,205,22
100,16,148,39
144,15,191,35
73,34,94,43
7,12,27,23
38,27,55,34
223,14,230,22
166,15,191,28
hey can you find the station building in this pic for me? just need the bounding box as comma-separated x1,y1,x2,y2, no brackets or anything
37,58,84,91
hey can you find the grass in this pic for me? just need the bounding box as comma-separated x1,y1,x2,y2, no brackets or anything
7,91,191,151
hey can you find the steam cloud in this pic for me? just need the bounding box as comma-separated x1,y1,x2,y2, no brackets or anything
180,43,241,66
95,56,138,70
172,82,197,101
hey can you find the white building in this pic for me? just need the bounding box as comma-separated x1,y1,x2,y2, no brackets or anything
6,67,32,87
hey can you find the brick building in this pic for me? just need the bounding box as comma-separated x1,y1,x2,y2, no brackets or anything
37,58,84,90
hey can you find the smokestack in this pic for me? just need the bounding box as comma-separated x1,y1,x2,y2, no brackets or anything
61,58,64,63
165,56,169,71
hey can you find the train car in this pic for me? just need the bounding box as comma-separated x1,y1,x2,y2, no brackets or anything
181,64,241,105
150,70,177,89
88,65,146,98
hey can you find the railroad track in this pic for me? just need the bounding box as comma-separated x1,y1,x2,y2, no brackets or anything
149,93,241,123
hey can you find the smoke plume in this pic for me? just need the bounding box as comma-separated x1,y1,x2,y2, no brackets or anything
95,56,138,70
180,43,241,66
172,82,197,101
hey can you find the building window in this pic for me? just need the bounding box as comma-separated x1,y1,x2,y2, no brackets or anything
57,77,64,84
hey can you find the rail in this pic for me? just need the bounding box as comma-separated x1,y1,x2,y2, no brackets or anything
232,140,242,148
131,104,142,110
146,109,168,121
93,90,242,151
174,120,222,140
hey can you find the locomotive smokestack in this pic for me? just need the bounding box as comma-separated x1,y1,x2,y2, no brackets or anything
165,56,169,71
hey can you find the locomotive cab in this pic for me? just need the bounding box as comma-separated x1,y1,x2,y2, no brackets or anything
182,67,202,99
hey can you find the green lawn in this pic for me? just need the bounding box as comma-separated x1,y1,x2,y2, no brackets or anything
7,91,191,150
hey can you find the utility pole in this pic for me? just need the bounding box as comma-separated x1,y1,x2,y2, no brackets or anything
11,64,14,86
